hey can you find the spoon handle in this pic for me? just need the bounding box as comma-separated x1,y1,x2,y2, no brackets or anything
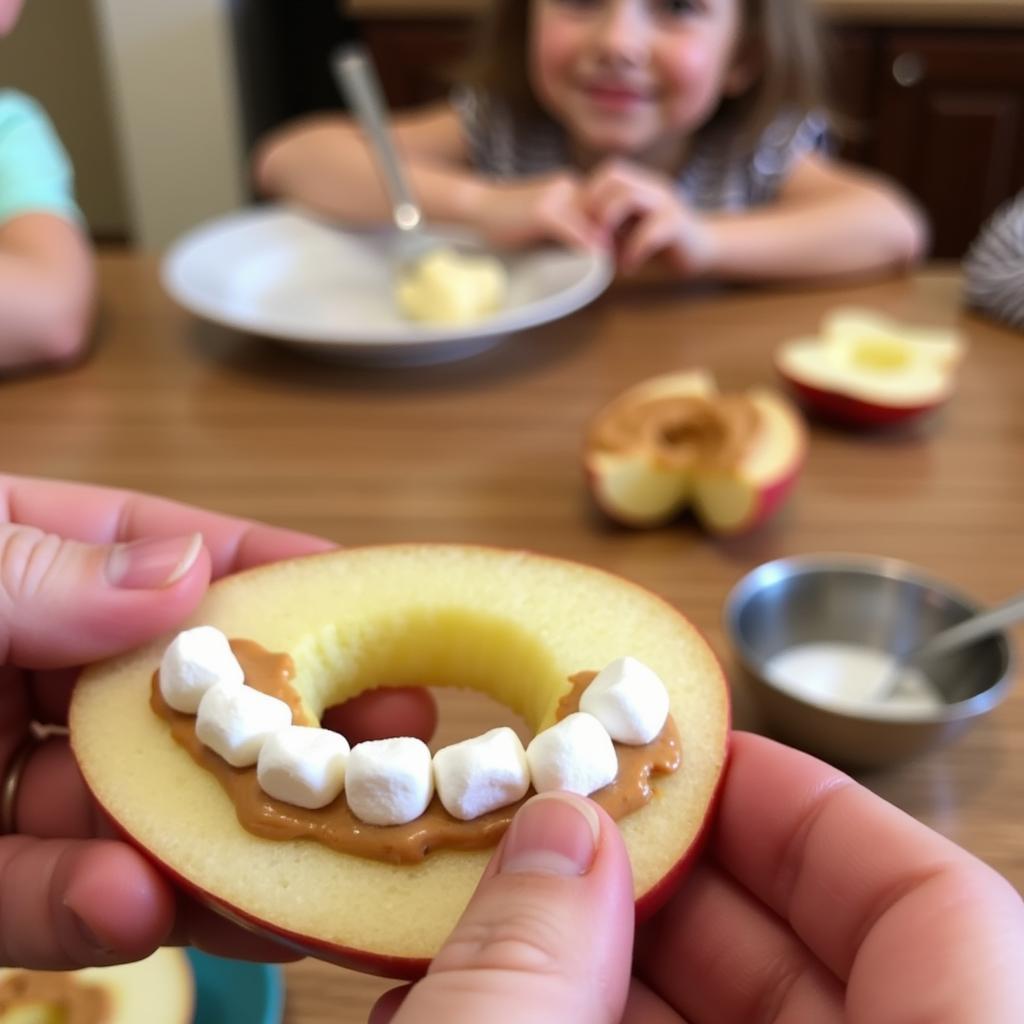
331,44,422,234
915,589,1024,660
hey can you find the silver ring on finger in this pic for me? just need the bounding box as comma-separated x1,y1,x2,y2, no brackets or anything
0,736,38,836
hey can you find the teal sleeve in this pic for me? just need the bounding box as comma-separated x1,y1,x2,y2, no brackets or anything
0,89,82,227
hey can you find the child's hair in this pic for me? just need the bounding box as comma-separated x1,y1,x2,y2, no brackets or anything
461,0,829,157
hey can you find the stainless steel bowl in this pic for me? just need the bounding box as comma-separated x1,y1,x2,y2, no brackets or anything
724,554,1015,767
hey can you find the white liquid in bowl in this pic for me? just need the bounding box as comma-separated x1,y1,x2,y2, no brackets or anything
763,642,943,716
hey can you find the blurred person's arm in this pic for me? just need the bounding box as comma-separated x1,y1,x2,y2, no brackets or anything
0,212,94,370
253,103,602,250
253,104,489,227
702,154,928,282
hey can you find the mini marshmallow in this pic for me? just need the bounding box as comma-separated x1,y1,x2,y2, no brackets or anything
196,682,292,767
345,737,434,826
526,712,617,797
433,727,530,821
159,626,244,713
257,726,350,810
580,656,670,745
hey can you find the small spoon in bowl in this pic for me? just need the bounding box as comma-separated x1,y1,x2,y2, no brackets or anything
331,44,506,322
330,43,494,271
331,44,431,266
874,588,1024,703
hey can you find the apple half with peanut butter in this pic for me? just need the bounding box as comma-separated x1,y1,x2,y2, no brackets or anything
0,948,193,1024
775,308,965,427
584,369,806,534
71,545,729,979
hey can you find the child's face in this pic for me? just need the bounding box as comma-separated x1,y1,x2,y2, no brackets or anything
529,0,748,163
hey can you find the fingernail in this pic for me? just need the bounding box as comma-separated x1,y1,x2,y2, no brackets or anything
500,792,600,877
106,533,203,590
64,906,116,958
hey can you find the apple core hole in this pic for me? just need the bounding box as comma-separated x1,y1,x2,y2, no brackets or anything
851,339,911,371
291,607,566,735
426,687,533,752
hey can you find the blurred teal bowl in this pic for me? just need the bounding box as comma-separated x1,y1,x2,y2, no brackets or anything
186,949,284,1024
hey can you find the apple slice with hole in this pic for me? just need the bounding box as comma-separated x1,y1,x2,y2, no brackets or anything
0,948,193,1024
584,370,806,535
775,307,965,427
71,545,730,980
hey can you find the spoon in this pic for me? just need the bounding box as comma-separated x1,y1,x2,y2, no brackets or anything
875,588,1024,702
330,43,477,272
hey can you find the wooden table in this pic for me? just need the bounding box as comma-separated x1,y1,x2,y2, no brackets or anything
3,255,1022,1022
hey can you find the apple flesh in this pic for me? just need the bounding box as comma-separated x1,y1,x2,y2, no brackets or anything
0,949,193,1024
775,308,965,427
584,370,806,535
71,545,731,980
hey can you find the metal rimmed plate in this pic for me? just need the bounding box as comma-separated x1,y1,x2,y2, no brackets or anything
162,206,612,365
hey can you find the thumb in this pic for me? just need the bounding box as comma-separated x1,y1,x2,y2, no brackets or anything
383,792,635,1024
0,524,210,668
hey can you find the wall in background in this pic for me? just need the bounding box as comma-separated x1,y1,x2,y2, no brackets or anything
94,0,247,249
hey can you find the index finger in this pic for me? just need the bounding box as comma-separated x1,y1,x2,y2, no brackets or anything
713,733,1022,981
0,474,335,578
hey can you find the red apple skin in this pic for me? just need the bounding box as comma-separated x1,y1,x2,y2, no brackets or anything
780,376,949,428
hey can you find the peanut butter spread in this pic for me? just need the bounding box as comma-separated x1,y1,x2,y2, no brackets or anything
591,392,760,471
151,640,681,865
0,972,110,1024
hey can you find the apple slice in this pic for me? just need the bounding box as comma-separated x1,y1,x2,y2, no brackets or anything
0,949,193,1024
584,370,806,535
71,545,730,980
775,308,965,426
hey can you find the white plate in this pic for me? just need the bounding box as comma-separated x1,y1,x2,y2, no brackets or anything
161,206,613,364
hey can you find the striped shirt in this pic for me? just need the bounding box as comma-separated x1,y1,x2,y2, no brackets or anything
453,86,830,211
963,192,1024,332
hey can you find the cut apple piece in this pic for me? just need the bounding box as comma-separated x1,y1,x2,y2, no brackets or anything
0,949,193,1024
584,370,806,535
71,545,730,980
775,308,965,426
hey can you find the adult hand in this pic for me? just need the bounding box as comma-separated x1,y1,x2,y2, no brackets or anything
471,172,605,252
0,473,436,970
373,732,1024,1024
582,159,713,277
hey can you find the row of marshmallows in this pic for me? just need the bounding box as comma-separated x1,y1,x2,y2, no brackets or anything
159,626,671,826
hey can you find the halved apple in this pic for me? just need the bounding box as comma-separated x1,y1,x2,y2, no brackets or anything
0,948,193,1024
71,545,730,980
775,308,965,427
584,370,806,534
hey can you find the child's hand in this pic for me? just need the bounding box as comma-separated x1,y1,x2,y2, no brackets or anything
471,172,606,252
583,160,713,277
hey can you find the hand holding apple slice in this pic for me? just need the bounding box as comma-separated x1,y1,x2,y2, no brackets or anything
70,545,730,979
583,370,806,534
775,308,965,427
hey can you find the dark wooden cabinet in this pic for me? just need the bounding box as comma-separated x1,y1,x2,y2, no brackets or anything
362,19,476,109
354,16,1024,258
871,31,1024,257
826,27,1024,257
